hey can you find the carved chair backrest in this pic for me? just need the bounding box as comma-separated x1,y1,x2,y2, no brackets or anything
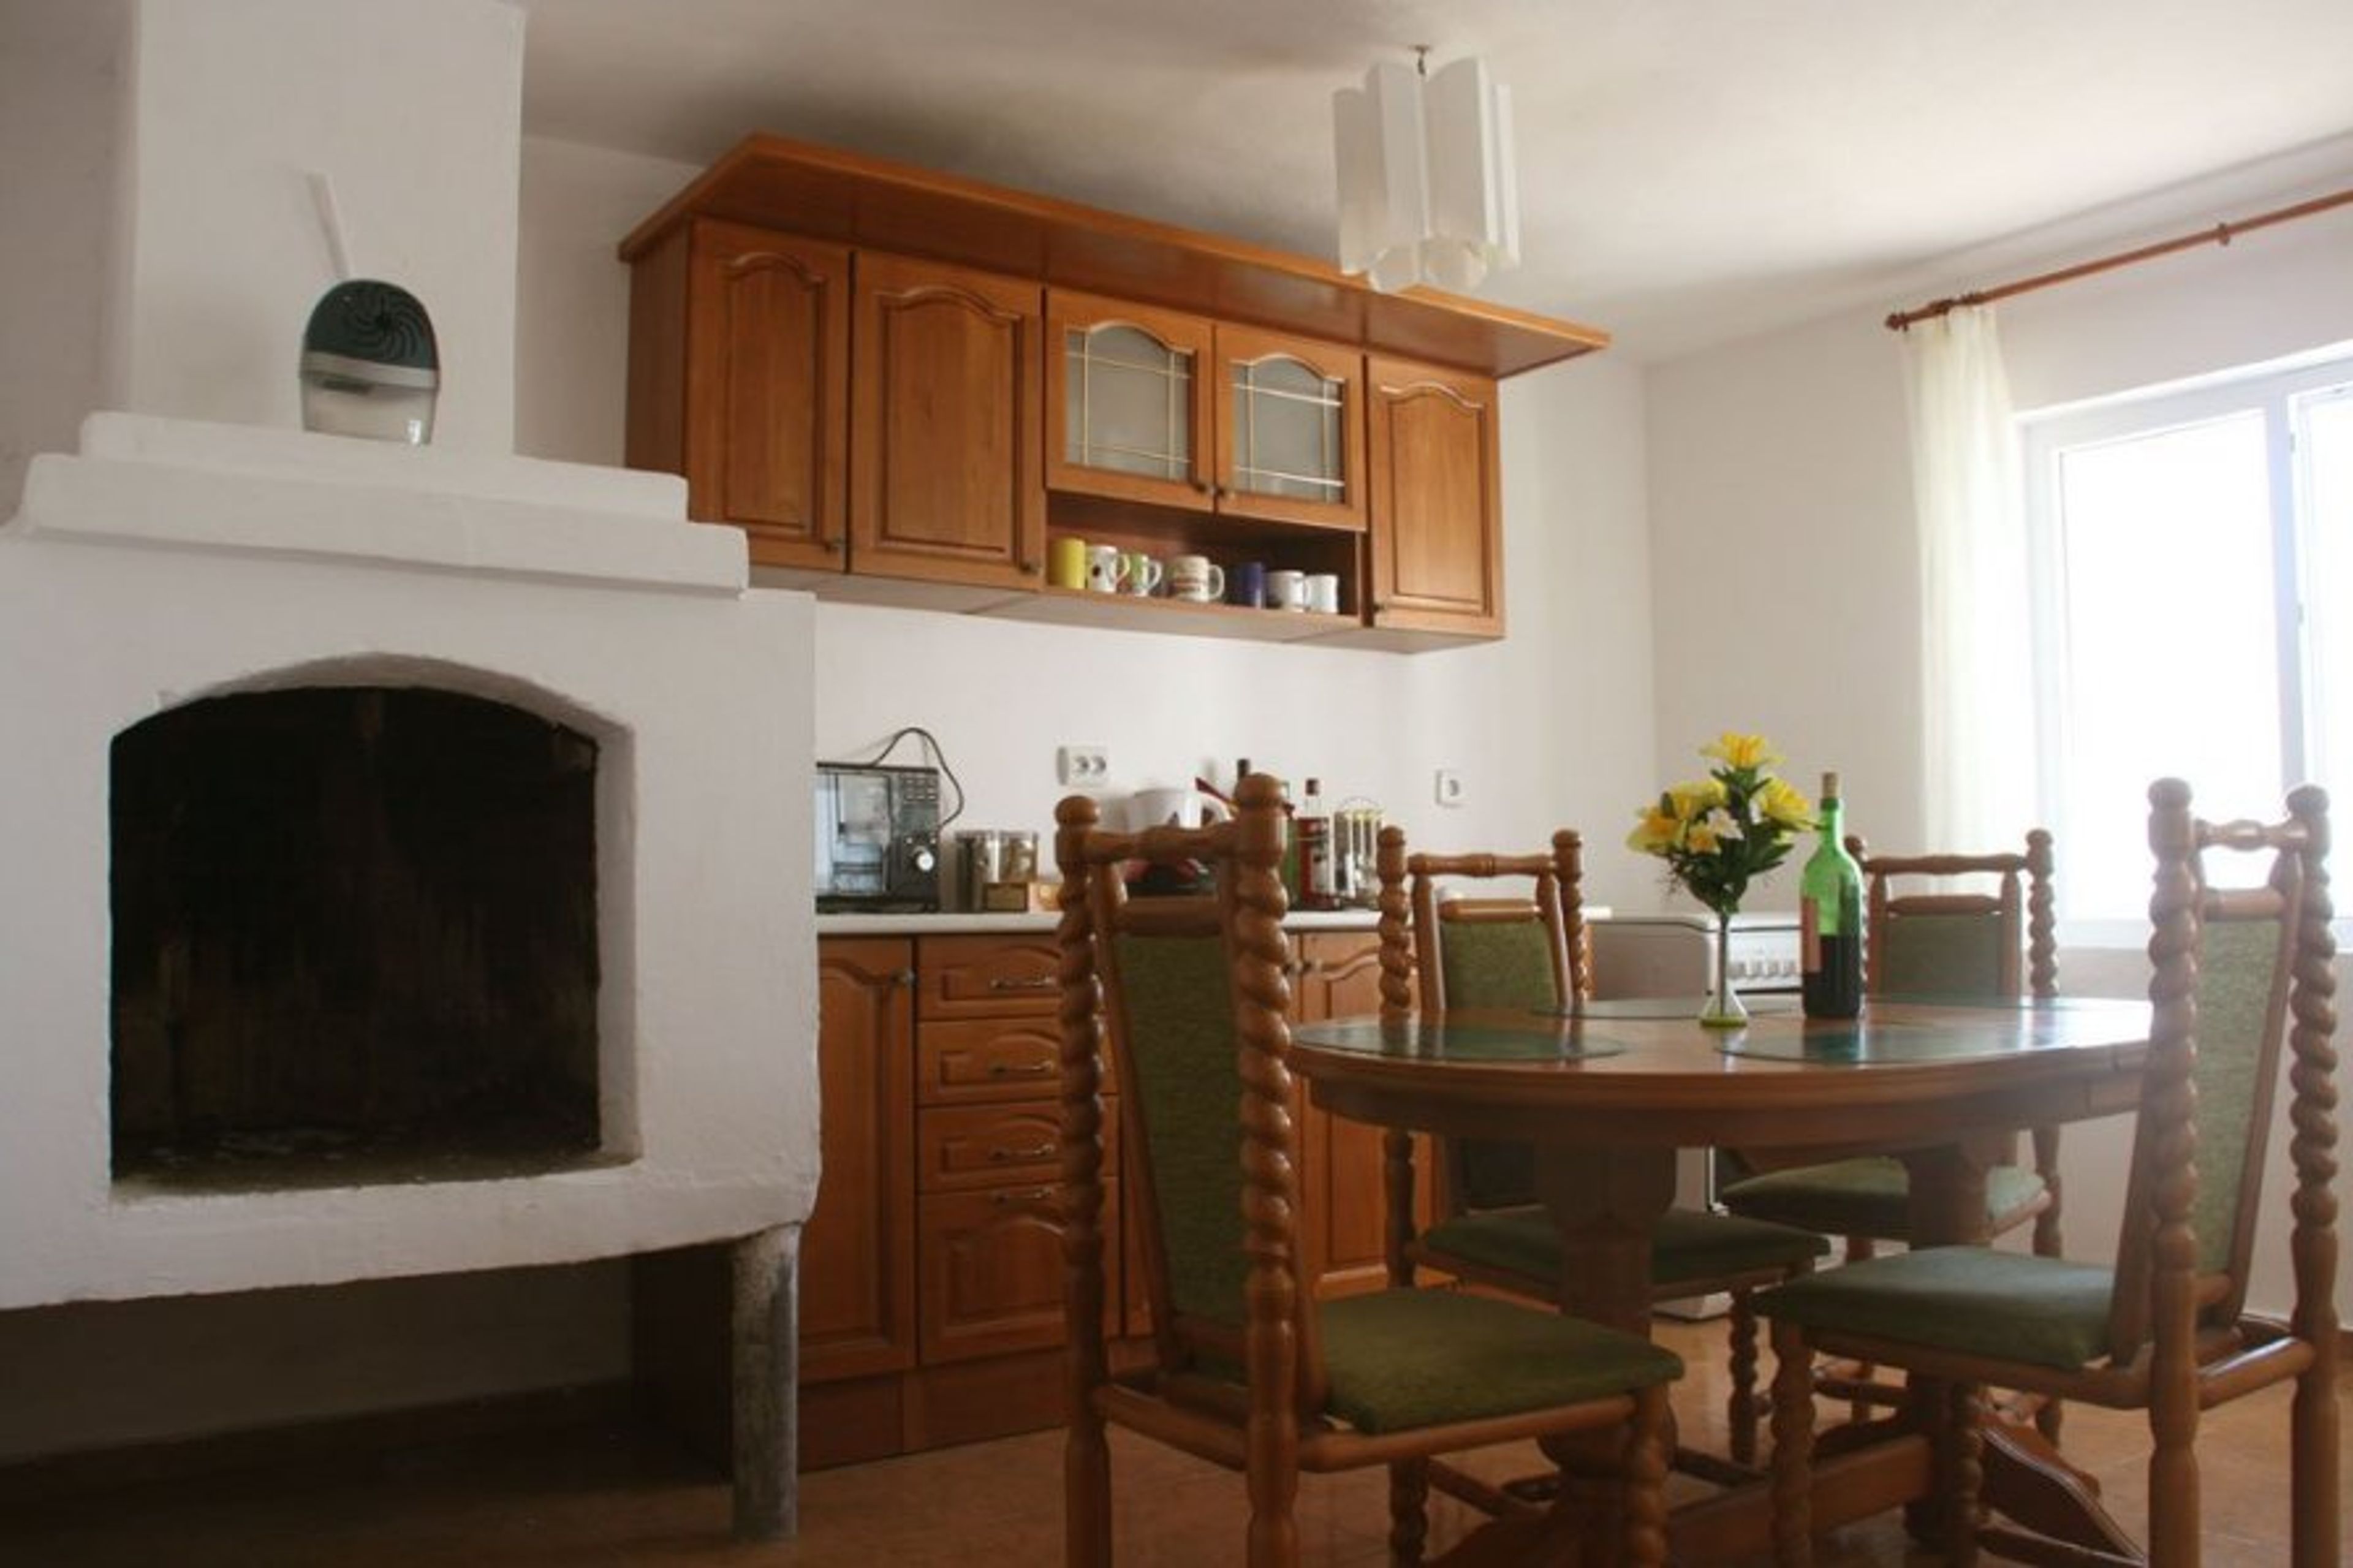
1054,776,1329,1415
2107,780,2334,1361
1844,830,2058,1001
1379,831,1584,1213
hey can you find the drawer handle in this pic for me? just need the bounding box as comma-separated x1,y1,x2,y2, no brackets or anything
992,1187,1056,1206
986,975,1059,993
990,1142,1058,1162
987,1060,1056,1078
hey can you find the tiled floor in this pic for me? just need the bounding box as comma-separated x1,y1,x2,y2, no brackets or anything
4,1317,2341,1565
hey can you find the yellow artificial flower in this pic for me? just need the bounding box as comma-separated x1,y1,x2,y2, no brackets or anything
1684,821,1719,854
1626,805,1682,854
1754,776,1814,831
1700,732,1780,772
1665,778,1727,821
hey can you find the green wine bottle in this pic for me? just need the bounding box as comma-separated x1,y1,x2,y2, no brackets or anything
1800,771,1865,1018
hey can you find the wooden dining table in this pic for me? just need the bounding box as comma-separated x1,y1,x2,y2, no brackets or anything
1287,993,2154,1564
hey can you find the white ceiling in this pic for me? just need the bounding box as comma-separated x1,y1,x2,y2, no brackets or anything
516,0,2353,361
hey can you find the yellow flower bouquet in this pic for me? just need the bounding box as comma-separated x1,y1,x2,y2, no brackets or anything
1629,733,1814,1024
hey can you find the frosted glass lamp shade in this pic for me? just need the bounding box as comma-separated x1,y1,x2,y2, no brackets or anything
1334,55,1520,294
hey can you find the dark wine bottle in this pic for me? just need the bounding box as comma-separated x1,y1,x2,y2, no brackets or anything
1800,770,1865,1019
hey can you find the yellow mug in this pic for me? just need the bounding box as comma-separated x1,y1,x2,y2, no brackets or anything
1048,536,1088,589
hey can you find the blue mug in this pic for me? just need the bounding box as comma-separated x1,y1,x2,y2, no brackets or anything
1226,560,1267,608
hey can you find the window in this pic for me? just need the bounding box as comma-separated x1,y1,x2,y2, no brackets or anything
2021,349,2353,941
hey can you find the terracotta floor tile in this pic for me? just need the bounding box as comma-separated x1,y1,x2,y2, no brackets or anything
1,1317,2340,1565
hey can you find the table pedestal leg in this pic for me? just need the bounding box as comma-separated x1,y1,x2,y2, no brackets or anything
1527,1146,1677,1565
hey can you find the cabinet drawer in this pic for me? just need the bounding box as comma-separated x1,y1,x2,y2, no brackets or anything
917,1180,1119,1365
917,934,1063,1019
918,1100,1118,1193
919,1015,1116,1104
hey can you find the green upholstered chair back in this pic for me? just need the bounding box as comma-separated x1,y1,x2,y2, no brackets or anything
1850,829,2057,1001
1110,930,1252,1331
1434,914,1561,1210
2107,781,2330,1360
1396,836,1583,1216
1055,776,1320,1401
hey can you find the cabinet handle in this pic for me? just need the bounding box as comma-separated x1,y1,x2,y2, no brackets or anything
987,976,1058,993
990,1142,1058,1162
987,1059,1056,1078
895,969,917,988
1021,558,1042,574
991,1187,1057,1206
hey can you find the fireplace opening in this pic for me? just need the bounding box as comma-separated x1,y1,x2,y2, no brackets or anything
110,685,607,1192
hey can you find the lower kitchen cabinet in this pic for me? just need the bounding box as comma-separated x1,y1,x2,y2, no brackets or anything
801,922,1401,1468
1293,929,1439,1297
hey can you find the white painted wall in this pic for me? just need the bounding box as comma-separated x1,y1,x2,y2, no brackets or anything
1646,194,2353,1322
109,0,521,452
0,0,126,517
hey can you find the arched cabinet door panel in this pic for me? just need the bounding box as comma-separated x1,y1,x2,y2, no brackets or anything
851,254,1046,591
1366,355,1503,638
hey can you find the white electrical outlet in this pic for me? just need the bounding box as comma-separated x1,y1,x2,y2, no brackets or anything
1434,768,1466,808
1057,744,1110,786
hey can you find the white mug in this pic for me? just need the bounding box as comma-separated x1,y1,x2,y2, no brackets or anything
1305,572,1341,615
1119,550,1164,597
1168,554,1226,603
1266,569,1308,611
1085,543,1123,593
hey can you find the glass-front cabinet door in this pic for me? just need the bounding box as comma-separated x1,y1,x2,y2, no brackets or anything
1214,325,1367,531
1045,292,1214,510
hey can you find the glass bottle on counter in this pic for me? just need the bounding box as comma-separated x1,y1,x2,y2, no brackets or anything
1799,770,1865,1018
1295,776,1336,909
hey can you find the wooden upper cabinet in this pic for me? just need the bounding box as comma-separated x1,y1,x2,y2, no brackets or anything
626,219,850,570
851,254,1047,590
1046,290,1215,512
1366,354,1504,638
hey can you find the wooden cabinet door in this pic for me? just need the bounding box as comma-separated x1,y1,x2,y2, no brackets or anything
851,254,1047,589
802,939,918,1382
1045,290,1215,511
1213,325,1368,531
1294,929,1438,1297
1366,355,1504,637
917,1181,1120,1364
686,221,851,569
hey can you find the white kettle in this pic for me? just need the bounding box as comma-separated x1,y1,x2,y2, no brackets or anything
1127,786,1230,831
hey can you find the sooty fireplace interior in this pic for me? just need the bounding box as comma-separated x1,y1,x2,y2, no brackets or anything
110,686,607,1191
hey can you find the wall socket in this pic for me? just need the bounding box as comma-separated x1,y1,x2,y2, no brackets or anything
1434,768,1467,808
1057,744,1110,786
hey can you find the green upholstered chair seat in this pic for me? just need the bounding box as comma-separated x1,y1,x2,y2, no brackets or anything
1719,1156,2048,1241
1754,1245,2117,1372
1315,1288,1683,1434
1422,1205,1828,1288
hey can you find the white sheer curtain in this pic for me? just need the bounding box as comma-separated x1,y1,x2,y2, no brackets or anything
1903,306,2037,852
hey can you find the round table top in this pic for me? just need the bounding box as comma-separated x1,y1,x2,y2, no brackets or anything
1287,995,2151,1149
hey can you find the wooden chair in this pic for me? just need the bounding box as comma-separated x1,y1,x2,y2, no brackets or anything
1756,779,2340,1567
1374,827,1828,1470
1716,831,2063,1428
1054,775,1684,1567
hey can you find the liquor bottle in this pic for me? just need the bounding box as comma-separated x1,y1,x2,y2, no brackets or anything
1800,771,1865,1018
1296,777,1335,909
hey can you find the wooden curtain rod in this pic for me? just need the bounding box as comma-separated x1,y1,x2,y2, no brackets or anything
1885,185,2353,331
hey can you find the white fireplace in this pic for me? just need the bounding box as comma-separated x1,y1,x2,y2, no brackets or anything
0,413,817,1311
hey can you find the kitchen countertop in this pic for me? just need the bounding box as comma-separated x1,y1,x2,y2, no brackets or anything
816,907,1385,936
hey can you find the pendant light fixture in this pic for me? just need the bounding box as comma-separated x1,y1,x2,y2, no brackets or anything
1333,47,1520,294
